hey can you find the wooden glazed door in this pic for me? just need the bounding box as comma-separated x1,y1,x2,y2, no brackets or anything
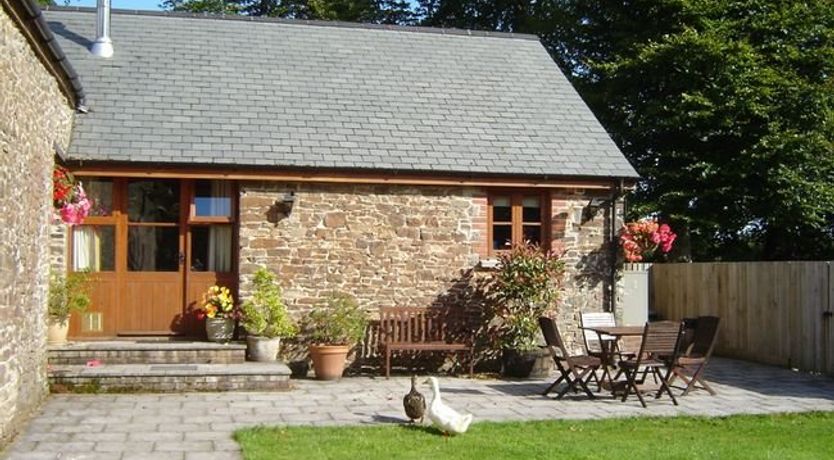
118,179,186,334
68,178,237,337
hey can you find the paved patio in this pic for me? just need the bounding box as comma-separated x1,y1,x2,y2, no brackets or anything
4,357,834,460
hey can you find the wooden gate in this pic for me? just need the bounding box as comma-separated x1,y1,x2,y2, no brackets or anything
651,262,834,376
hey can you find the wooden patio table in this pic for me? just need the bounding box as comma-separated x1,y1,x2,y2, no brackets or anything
579,325,645,393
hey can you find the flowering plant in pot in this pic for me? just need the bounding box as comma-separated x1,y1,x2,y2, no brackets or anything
487,242,566,378
240,268,298,362
53,166,91,225
302,292,368,380
619,218,677,262
47,271,90,345
197,285,237,342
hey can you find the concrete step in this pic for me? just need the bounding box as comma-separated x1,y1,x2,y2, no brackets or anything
48,362,292,392
48,340,247,365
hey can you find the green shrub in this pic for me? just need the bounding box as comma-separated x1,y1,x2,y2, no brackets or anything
488,243,566,352
303,292,368,345
48,271,91,320
241,268,297,338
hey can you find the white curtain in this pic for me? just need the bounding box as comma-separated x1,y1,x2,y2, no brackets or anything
73,227,101,271
207,225,232,272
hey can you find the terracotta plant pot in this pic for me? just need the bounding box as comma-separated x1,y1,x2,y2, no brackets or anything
246,336,281,362
308,344,351,380
47,317,70,346
205,317,235,342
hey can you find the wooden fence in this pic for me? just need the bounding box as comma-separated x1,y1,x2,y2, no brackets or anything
651,262,834,376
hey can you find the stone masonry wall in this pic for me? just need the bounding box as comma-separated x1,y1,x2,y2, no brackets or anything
239,182,487,313
551,190,624,352
239,182,618,356
0,8,74,448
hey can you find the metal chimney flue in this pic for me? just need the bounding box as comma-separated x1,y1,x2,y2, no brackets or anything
90,0,113,58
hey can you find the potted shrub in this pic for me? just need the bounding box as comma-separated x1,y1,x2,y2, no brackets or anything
303,292,368,380
240,268,297,362
488,243,566,378
47,271,91,345
197,285,237,342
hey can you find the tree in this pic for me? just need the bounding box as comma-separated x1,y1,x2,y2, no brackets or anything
160,0,415,23
423,1,834,261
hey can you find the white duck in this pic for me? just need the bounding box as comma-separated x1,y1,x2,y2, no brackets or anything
423,377,474,435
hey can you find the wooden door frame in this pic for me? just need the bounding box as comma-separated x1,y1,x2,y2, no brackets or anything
68,177,239,337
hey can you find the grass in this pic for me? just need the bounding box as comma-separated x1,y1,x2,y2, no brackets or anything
234,412,834,460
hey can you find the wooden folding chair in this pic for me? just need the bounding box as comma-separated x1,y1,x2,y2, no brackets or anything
669,316,720,396
539,316,601,399
618,321,683,408
580,312,617,385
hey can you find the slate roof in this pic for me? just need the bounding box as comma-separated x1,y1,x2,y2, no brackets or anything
44,8,638,178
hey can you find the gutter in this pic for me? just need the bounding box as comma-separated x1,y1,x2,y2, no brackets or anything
3,0,87,111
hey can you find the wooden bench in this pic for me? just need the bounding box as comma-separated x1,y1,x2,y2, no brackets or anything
379,306,474,378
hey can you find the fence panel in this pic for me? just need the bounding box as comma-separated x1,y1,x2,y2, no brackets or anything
651,261,832,375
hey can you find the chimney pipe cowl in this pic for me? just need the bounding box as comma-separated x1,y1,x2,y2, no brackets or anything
90,0,113,58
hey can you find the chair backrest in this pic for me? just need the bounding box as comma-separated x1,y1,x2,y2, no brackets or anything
690,316,720,357
679,317,698,354
538,316,569,358
636,320,683,364
580,312,616,353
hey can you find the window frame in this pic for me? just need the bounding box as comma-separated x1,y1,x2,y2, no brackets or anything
487,190,550,256
188,180,237,224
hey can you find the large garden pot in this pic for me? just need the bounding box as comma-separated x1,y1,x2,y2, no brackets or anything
47,317,70,346
247,336,281,362
309,344,350,380
621,263,652,323
205,317,235,342
501,348,538,378
502,348,552,378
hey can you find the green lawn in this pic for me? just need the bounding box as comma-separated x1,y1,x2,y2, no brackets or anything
234,412,834,460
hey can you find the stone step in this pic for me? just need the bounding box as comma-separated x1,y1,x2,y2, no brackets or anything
48,340,247,365
48,362,292,392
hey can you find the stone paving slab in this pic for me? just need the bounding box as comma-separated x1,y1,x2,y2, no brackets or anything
4,358,834,460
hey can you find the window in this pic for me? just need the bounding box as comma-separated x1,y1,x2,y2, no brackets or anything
488,192,548,254
194,180,233,218
72,177,117,272
72,225,116,271
189,180,235,273
127,179,180,272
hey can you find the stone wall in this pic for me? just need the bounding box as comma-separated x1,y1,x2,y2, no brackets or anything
0,7,74,448
239,182,487,313
238,182,618,356
550,190,623,352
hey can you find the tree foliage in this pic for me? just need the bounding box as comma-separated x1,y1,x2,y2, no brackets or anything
423,0,834,261
160,0,414,23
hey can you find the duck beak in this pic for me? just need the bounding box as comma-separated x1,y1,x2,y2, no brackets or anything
422,378,431,385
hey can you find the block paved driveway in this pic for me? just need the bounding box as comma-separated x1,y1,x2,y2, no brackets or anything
4,358,834,460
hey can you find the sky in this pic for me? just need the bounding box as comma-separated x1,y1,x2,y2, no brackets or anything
72,0,163,11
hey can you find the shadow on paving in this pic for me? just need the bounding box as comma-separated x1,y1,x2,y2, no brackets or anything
702,357,834,400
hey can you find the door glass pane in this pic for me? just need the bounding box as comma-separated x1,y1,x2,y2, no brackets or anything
128,180,180,223
492,196,511,222
128,227,179,271
523,225,542,246
522,196,541,222
492,225,512,250
191,225,233,272
194,180,233,218
72,225,115,271
80,178,114,216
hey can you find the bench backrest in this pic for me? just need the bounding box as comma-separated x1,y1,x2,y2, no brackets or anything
379,307,470,345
